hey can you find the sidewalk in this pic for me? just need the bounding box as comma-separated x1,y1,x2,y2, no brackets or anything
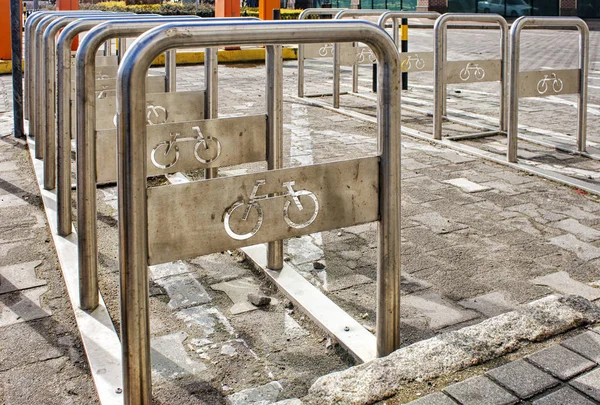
0,75,98,404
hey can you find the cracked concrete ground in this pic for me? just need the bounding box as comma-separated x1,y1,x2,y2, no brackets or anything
2,25,600,404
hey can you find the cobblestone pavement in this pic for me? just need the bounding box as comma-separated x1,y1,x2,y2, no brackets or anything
407,326,600,405
2,26,600,404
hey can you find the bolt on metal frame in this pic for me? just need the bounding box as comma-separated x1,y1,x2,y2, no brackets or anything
54,17,203,240
116,19,401,404
296,8,347,98
433,14,509,142
332,9,389,109
507,17,589,163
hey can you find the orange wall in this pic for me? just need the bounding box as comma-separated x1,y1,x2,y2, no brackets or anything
0,0,22,60
57,0,79,50
215,0,240,17
258,0,279,20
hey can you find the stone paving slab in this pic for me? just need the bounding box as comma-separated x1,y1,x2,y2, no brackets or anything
0,286,51,327
532,387,597,405
485,359,559,399
443,376,518,405
526,345,596,381
570,368,600,402
532,271,600,302
562,330,600,363
0,260,45,294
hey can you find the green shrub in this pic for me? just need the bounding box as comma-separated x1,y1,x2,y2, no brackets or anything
81,1,214,17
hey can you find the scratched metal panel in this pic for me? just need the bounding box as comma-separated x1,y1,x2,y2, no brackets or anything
95,115,267,184
445,59,501,84
400,52,434,73
147,157,379,265
94,89,203,131
518,69,580,98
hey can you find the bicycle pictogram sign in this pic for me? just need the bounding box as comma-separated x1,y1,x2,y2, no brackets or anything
318,43,334,57
459,62,485,81
356,47,376,64
150,126,222,169
401,54,425,71
223,180,319,241
536,73,563,95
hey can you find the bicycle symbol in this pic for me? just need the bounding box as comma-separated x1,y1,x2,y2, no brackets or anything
223,180,319,241
536,73,563,95
355,48,376,64
401,55,425,71
147,105,168,125
459,63,485,81
150,126,222,170
318,44,334,57
112,104,170,128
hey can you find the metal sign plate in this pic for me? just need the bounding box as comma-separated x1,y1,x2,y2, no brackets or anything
354,45,377,65
95,115,267,184
303,42,356,65
518,69,580,98
445,59,502,84
94,89,202,131
147,157,379,265
400,52,434,73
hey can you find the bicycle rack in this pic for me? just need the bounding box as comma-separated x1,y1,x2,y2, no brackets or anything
41,14,156,190
332,9,389,109
377,11,440,78
507,17,589,163
27,11,109,158
296,8,348,98
54,17,208,238
71,18,261,311
23,11,111,123
116,19,400,404
433,14,509,142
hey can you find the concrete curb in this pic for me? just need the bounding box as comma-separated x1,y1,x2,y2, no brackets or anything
304,295,600,405
0,47,298,75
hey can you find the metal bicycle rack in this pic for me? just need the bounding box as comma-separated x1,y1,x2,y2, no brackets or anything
54,17,207,238
27,11,110,157
296,8,347,98
377,11,441,81
433,14,509,141
41,14,159,190
332,9,389,109
115,19,400,404
24,10,111,123
70,18,258,310
507,17,589,163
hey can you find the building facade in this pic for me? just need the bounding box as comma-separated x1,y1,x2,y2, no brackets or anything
413,0,599,17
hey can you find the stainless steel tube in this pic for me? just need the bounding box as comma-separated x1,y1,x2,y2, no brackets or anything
42,14,135,191
333,10,389,108
204,46,219,179
165,49,177,92
266,44,284,270
117,20,401,403
73,17,201,309
433,14,509,141
296,8,347,98
507,17,589,162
